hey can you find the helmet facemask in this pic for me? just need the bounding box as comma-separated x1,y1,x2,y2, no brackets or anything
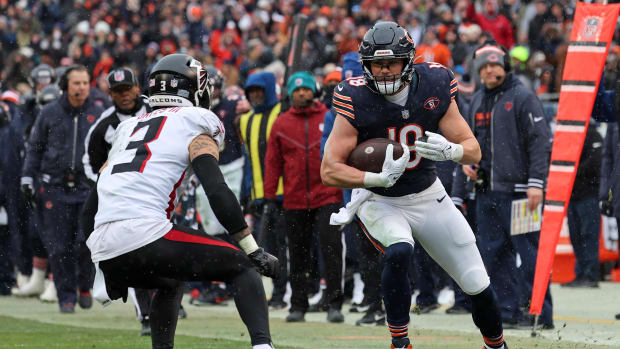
362,54,414,95
190,59,212,109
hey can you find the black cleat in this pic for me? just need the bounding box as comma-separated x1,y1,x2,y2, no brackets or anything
268,298,287,309
412,303,440,314
60,302,75,314
327,308,345,323
78,291,93,309
561,278,599,288
350,301,370,313
178,305,187,319
140,319,151,336
356,309,386,326
285,311,305,322
446,304,471,315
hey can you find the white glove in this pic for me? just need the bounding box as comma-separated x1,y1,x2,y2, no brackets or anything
363,143,410,188
414,131,463,162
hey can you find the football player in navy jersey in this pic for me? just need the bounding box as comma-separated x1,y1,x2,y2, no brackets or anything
321,22,506,349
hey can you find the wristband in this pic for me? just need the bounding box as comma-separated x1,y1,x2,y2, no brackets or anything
363,172,384,188
452,144,464,162
238,234,259,254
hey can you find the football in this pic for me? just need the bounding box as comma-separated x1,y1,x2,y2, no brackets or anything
346,138,405,173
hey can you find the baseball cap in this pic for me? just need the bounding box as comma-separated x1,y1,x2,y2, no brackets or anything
107,67,137,91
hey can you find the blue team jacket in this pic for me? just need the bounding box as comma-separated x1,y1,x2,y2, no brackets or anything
22,95,103,196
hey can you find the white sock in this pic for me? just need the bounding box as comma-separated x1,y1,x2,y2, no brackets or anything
484,344,505,349
253,344,274,349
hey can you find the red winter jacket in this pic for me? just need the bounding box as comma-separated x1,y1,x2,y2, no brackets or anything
264,101,342,210
466,2,515,49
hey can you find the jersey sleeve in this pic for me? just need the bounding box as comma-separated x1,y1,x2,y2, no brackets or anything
447,68,458,102
331,82,356,121
186,108,226,150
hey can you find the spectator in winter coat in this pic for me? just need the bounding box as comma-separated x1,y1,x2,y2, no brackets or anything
263,71,344,324
466,0,515,49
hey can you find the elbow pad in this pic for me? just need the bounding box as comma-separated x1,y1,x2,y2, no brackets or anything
191,154,248,235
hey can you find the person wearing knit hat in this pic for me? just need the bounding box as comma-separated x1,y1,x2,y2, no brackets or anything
473,42,510,90
324,70,342,86
322,69,342,108
287,71,316,99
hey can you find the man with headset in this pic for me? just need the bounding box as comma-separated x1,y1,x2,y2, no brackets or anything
21,65,104,313
455,41,554,330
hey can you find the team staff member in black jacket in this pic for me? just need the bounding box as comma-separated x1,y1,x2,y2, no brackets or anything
456,41,554,329
563,121,603,288
83,68,151,182
82,67,155,334
21,65,104,313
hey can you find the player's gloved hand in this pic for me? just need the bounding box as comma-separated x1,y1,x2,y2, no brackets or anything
363,143,410,188
248,248,280,279
238,233,279,278
20,177,35,204
414,131,463,162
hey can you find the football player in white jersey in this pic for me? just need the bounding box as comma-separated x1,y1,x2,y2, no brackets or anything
82,54,278,349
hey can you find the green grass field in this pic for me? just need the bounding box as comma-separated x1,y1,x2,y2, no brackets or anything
0,315,290,349
1,282,620,349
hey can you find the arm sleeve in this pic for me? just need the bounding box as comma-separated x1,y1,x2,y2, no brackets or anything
320,109,335,159
518,92,551,189
263,121,282,200
83,122,110,183
599,124,615,200
22,111,47,179
81,179,99,239
192,153,247,235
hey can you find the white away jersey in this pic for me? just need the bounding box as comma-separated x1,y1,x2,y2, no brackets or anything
95,106,224,227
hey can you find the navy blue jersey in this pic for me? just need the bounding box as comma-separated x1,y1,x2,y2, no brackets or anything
333,62,458,196
213,93,244,165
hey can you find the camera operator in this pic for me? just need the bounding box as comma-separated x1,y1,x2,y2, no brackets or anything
20,65,104,313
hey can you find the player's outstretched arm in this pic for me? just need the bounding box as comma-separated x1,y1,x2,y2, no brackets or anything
321,115,366,188
437,100,481,165
189,134,278,278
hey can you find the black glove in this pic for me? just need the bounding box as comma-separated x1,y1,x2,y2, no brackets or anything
247,248,279,279
601,200,614,217
20,183,36,208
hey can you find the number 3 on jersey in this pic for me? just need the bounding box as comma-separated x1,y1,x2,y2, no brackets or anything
111,116,167,174
387,124,423,169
